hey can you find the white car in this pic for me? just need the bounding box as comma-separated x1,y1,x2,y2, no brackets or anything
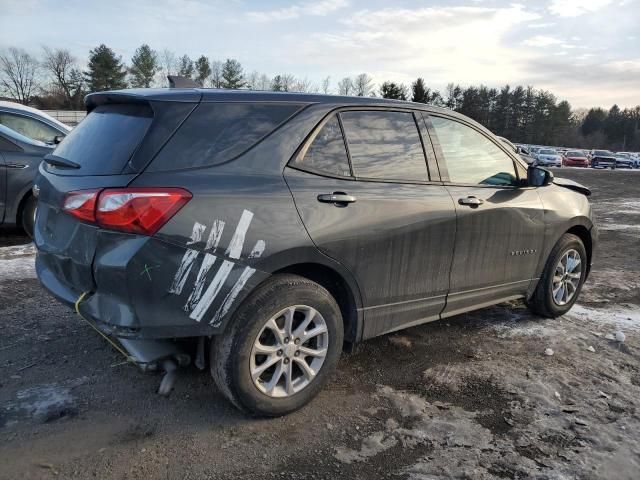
535,148,562,167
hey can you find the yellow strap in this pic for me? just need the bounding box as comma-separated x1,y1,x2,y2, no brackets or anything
74,291,135,364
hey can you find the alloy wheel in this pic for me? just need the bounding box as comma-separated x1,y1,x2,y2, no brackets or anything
552,249,582,306
250,305,329,398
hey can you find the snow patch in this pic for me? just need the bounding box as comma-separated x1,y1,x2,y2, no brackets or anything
567,304,640,330
0,243,36,281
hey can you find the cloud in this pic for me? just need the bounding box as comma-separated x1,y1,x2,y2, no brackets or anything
548,0,613,17
246,0,348,22
523,35,563,47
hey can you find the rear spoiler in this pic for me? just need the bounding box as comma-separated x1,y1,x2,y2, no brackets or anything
85,87,202,111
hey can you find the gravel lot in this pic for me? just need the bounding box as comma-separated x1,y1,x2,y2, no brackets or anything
1,168,639,480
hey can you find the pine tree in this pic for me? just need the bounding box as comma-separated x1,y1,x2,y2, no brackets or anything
84,44,127,92
412,78,427,103
271,74,284,91
194,56,211,86
380,81,406,100
129,44,158,88
221,59,244,89
178,55,194,79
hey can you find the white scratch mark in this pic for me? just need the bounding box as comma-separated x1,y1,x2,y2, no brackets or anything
190,260,235,322
205,219,225,251
211,240,266,327
225,210,253,259
168,249,199,295
187,222,207,245
248,239,266,258
211,267,256,327
183,253,216,312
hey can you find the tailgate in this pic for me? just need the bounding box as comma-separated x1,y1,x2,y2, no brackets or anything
34,93,198,304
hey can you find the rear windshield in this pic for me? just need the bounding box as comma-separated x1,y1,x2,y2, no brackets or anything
148,102,303,171
51,104,153,176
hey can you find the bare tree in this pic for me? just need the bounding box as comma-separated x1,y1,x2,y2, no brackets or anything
245,70,261,90
292,77,317,93
256,73,271,91
210,60,223,88
0,47,39,104
337,77,354,96
321,76,331,94
41,47,84,108
156,48,178,86
353,73,374,97
280,74,296,92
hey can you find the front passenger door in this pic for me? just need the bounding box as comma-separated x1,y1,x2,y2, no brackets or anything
426,114,545,317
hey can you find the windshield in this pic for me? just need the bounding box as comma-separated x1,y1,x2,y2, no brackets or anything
594,150,611,156
539,149,556,155
566,151,584,157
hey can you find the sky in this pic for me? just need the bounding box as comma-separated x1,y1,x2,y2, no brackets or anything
1,0,639,108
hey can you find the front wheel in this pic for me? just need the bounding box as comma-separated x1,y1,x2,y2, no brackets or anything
528,233,587,318
211,274,343,416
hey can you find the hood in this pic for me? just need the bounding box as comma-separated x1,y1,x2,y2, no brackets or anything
553,177,591,196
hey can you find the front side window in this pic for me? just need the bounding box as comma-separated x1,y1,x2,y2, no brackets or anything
430,116,517,186
294,114,351,177
0,113,61,144
340,111,428,182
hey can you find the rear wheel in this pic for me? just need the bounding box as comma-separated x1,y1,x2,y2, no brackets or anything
528,233,587,318
21,195,37,239
211,274,343,416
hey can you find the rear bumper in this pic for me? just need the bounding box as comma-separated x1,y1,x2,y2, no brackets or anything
36,230,270,340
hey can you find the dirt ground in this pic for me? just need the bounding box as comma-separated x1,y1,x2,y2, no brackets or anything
1,168,639,480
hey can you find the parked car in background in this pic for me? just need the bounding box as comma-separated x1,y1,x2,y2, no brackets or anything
613,153,634,169
562,150,590,168
535,148,562,167
0,101,71,144
34,88,596,416
589,150,617,169
497,136,535,164
0,102,71,236
616,152,640,169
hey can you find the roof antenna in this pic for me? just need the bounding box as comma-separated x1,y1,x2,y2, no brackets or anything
167,75,199,88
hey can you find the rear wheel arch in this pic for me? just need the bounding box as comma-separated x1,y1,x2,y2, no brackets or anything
272,263,361,346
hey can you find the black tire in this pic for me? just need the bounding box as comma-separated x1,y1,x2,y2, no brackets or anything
211,274,344,417
21,195,37,239
527,233,587,318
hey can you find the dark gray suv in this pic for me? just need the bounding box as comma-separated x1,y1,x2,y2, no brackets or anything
34,89,597,416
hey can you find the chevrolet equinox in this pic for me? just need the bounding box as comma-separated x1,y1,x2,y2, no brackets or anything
34,89,597,416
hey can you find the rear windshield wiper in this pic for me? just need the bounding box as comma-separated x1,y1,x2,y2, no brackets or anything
44,154,81,169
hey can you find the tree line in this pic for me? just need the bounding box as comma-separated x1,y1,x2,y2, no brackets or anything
1,44,638,151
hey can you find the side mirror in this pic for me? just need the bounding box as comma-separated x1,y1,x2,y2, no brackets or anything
528,166,553,187
53,135,65,145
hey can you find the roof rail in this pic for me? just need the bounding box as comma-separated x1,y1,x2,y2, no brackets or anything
167,75,199,88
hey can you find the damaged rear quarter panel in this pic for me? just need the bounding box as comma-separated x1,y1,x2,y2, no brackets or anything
84,167,317,338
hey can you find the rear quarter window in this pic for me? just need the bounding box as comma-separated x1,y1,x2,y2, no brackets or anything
148,103,303,171
51,104,153,176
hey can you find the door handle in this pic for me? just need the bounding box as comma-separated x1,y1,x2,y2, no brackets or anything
317,192,356,206
458,196,484,207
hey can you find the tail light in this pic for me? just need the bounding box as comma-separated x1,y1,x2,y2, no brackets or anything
63,188,192,235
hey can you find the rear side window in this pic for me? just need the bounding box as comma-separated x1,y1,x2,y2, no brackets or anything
429,116,517,186
293,114,351,177
340,111,428,182
149,103,302,171
52,104,153,176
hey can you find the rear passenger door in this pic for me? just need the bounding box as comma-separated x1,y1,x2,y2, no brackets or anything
285,109,457,339
425,114,545,317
